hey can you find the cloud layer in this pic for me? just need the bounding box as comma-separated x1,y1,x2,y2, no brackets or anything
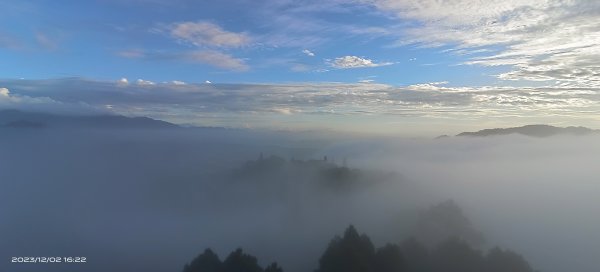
1,78,599,134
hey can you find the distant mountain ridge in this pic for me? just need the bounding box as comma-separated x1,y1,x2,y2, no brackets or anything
457,124,599,138
0,109,178,129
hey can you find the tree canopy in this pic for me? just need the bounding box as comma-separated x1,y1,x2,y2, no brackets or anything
183,248,280,272
183,226,535,272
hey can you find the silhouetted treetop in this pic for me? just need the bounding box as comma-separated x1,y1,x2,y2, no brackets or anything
183,248,222,272
223,248,263,272
183,221,535,272
183,248,284,272
264,262,284,272
315,225,535,272
316,225,394,272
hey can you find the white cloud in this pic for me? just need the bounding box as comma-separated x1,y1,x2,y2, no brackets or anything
302,49,315,56
171,80,186,85
0,85,98,114
136,79,156,85
117,78,129,86
365,0,541,26
186,50,249,71
271,108,296,115
363,0,600,87
205,80,212,84
329,55,393,69
0,87,9,97
170,21,250,48
163,22,251,70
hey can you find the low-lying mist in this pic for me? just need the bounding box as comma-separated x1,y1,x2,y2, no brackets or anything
1,126,599,272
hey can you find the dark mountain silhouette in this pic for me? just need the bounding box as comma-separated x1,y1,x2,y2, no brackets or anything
457,124,598,138
0,109,178,129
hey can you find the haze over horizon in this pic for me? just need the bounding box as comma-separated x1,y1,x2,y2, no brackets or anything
1,0,600,135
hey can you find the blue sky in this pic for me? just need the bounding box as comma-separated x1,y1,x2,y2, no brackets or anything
0,0,508,85
1,0,599,135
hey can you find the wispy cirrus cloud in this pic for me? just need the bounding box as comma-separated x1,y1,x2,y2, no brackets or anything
116,48,248,71
118,21,251,71
361,0,600,87
168,21,251,48
117,49,146,59
185,50,249,71
35,32,60,51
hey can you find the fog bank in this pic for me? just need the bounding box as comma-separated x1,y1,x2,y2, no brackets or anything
1,126,599,272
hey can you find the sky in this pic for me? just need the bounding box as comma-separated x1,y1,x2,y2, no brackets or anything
1,0,599,135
